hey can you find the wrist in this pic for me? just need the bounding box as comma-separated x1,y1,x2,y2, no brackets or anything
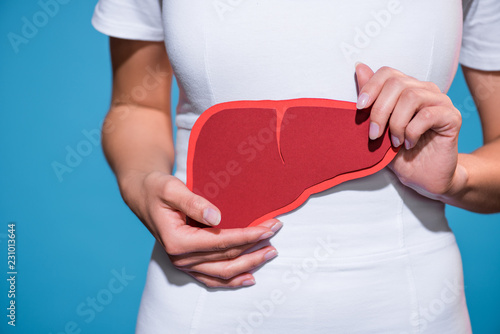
439,162,470,204
117,169,148,207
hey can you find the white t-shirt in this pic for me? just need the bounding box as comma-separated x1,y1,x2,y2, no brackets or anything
460,0,500,70
91,1,498,333
92,0,500,71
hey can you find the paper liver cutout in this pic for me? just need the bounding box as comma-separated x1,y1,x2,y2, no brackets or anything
186,98,398,229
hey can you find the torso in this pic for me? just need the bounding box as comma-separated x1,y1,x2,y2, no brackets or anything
136,1,472,332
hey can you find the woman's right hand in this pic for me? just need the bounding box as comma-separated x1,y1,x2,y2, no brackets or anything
121,170,282,288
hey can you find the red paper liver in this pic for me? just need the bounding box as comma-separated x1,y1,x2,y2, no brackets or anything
186,98,398,229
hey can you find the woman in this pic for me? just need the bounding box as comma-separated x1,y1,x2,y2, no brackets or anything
92,0,500,332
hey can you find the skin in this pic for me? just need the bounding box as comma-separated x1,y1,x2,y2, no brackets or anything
103,37,500,289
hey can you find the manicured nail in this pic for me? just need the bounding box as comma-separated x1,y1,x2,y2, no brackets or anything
391,135,401,147
404,139,412,150
202,208,220,226
357,92,369,109
258,231,274,241
264,249,278,261
241,279,255,287
270,221,283,233
369,122,379,140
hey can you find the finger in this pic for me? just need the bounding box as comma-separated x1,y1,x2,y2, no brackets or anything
185,246,278,280
255,218,285,233
357,67,440,111
356,66,407,141
164,219,281,255
356,66,404,110
368,76,412,140
187,272,256,289
404,106,462,150
170,219,284,266
355,62,375,95
389,88,446,147
170,241,261,267
162,176,221,226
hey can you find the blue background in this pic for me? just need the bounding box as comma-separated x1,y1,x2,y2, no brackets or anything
0,1,499,333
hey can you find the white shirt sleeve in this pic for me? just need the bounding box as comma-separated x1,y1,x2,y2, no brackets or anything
91,0,164,41
460,0,500,70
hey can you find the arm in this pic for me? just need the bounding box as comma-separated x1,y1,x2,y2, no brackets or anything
104,37,175,196
448,66,500,213
103,37,281,288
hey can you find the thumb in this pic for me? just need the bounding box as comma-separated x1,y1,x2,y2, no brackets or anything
355,62,375,96
167,179,221,226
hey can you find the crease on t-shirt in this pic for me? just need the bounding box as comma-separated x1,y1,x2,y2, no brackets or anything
202,13,217,107
424,32,436,83
188,288,208,334
462,0,474,20
394,173,422,334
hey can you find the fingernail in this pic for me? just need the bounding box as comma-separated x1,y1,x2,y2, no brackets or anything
242,279,255,287
404,139,412,150
264,249,278,261
369,122,379,140
354,61,362,69
203,208,220,226
391,135,401,147
258,231,274,241
270,221,283,233
357,92,369,109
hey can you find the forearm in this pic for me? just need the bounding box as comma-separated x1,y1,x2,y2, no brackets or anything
442,138,500,213
102,103,175,192
441,67,500,213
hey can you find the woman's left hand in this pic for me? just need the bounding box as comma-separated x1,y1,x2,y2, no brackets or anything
355,63,467,200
